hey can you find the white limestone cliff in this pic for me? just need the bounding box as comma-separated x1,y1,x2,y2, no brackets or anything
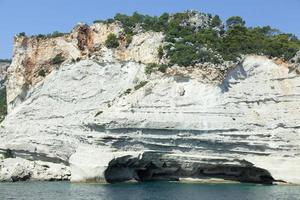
0,61,9,84
6,22,162,113
0,15,299,183
0,52,299,183
0,60,9,121
0,158,70,181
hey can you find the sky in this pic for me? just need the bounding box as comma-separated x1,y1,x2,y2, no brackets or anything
1,0,300,58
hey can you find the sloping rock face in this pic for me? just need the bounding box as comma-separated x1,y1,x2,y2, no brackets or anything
0,158,70,182
291,50,300,72
0,61,9,84
6,22,163,112
0,61,9,121
0,54,299,183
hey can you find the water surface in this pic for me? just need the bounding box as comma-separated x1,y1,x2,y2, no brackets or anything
0,182,300,200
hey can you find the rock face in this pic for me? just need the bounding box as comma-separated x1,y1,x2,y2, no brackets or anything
0,51,299,183
0,60,9,92
179,10,224,32
0,158,70,182
291,50,300,73
0,60,9,121
1,13,300,183
0,61,9,85
6,23,162,112
104,153,274,184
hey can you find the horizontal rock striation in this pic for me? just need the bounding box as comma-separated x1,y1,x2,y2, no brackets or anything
0,54,299,183
1,12,300,183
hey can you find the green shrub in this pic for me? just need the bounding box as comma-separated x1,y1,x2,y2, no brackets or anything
37,34,46,38
38,69,46,77
157,64,168,73
211,15,222,27
145,63,168,74
106,19,115,24
105,33,119,48
48,31,65,38
114,13,137,34
168,43,199,66
17,32,26,37
95,11,300,66
124,88,132,95
93,19,106,24
51,54,65,65
226,16,246,29
0,59,12,63
263,34,300,60
218,26,300,61
172,12,190,22
158,45,164,59
125,34,133,46
3,149,15,159
145,63,157,75
134,81,148,90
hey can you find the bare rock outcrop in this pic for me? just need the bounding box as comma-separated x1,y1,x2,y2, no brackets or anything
6,23,162,112
0,55,299,184
0,60,9,84
1,12,299,183
0,158,70,182
290,50,300,73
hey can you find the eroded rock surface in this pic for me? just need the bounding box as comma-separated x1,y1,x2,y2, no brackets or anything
1,12,300,183
0,55,299,184
0,158,70,182
0,60,9,121
7,23,161,112
104,152,274,184
0,61,9,84
291,50,300,73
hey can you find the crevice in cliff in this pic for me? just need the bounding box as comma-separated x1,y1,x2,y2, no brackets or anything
0,148,69,165
270,76,298,81
85,123,241,135
222,97,281,106
76,24,93,56
104,152,275,184
267,123,300,130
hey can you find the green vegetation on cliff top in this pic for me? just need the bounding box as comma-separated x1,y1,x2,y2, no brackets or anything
18,11,300,68
99,11,300,67
105,33,120,48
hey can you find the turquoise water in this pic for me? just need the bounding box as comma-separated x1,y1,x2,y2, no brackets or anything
0,182,300,200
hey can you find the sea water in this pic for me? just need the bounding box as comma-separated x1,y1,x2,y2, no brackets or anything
0,181,300,200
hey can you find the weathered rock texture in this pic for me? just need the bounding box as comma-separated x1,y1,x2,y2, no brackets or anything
0,158,70,181
0,19,299,183
7,22,162,112
291,50,300,73
0,60,9,121
0,61,9,84
1,49,299,183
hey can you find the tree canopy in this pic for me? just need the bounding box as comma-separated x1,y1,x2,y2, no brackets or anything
96,11,300,68
226,16,246,29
